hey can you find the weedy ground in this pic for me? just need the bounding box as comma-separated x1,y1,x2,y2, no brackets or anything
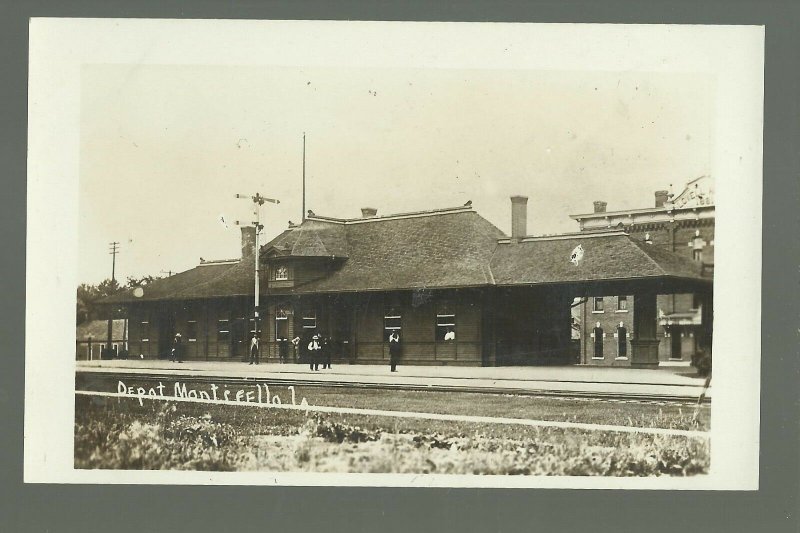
74,395,709,476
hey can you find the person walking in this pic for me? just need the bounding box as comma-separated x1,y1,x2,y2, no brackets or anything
171,333,183,363
249,332,260,365
308,334,322,371
388,331,401,372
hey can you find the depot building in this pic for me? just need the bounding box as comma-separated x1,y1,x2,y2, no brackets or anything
102,194,713,368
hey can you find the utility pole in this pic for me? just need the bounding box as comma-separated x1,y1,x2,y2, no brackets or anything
235,193,280,349
106,241,119,357
302,132,306,222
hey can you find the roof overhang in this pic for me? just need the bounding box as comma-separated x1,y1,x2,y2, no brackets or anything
494,275,713,297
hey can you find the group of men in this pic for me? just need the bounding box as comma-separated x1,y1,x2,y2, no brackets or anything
171,329,403,372
305,333,333,371
248,331,334,369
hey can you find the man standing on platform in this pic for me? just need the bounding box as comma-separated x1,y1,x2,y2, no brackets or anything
321,335,332,369
308,334,322,371
389,331,401,372
249,332,260,365
171,333,183,363
291,336,301,363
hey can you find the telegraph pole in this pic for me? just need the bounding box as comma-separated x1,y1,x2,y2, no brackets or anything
106,241,120,357
235,193,280,349
302,133,306,222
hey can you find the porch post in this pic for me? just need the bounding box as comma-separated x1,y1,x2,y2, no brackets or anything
696,290,714,358
481,287,497,367
630,291,660,368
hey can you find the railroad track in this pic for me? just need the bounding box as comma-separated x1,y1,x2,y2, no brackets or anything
75,369,711,406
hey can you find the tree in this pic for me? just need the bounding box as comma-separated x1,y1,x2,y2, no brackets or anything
125,274,163,288
76,278,123,325
77,274,165,325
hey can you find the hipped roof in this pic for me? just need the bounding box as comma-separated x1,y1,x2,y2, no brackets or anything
266,219,349,258
102,206,709,304
102,260,253,304
490,233,705,286
286,210,505,293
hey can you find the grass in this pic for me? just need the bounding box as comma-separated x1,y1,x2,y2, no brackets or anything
74,395,709,476
76,374,710,431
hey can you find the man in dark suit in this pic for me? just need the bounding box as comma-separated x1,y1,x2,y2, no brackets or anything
388,331,401,372
321,335,332,369
171,333,184,363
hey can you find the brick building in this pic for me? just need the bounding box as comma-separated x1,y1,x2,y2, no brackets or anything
569,176,715,366
102,195,711,368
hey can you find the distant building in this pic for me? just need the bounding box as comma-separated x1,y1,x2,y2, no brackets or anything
570,176,715,366
102,195,711,368
75,319,128,360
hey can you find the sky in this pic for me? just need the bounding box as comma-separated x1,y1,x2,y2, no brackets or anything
78,64,713,285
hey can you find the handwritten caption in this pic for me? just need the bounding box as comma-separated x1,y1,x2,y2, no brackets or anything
117,380,309,409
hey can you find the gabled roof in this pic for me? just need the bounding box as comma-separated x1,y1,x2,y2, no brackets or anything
490,232,706,286
76,319,127,340
266,208,505,293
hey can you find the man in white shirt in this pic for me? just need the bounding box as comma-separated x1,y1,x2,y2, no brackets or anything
308,334,322,371
249,333,260,365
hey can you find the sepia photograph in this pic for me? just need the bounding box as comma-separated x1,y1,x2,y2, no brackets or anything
25,19,763,487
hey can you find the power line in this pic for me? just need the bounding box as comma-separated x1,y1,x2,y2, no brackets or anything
108,241,120,283
107,241,120,354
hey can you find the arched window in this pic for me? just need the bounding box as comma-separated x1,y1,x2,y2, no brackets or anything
593,323,604,358
617,323,627,358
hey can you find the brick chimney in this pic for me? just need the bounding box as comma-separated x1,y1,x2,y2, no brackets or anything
655,190,669,208
593,200,607,213
510,196,528,240
360,207,378,218
241,226,256,258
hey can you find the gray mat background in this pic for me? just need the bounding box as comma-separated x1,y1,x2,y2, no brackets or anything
1,1,797,531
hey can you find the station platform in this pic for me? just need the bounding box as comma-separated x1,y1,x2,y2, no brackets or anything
76,360,711,402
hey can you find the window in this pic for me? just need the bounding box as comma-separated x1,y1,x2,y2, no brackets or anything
217,319,230,342
436,304,456,341
384,307,401,342
187,320,198,342
617,296,628,312
617,324,627,358
140,321,149,342
593,325,604,358
593,297,604,313
302,309,317,330
275,265,289,281
275,307,289,340
692,294,702,310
